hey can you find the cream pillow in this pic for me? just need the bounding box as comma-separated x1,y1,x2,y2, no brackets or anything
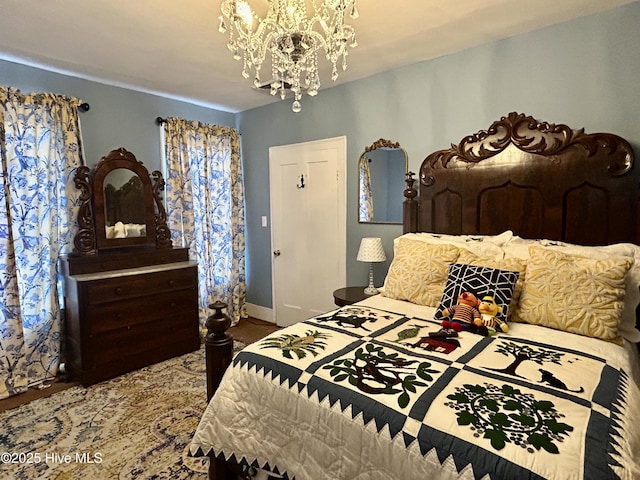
457,249,526,318
504,236,640,342
408,230,514,245
516,246,633,340
400,232,505,260
382,238,459,307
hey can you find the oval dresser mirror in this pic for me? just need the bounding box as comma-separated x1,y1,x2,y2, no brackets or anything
72,147,173,255
358,139,408,224
103,168,146,239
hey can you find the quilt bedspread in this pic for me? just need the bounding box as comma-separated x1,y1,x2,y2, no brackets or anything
189,299,640,480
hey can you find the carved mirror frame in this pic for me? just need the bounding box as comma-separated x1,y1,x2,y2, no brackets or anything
73,148,173,255
358,138,409,224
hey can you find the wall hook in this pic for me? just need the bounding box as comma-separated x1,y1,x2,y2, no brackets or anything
297,174,305,188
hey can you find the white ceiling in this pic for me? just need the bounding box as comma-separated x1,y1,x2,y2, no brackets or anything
0,0,635,113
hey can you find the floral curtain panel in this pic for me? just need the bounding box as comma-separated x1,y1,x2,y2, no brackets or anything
162,117,246,326
0,86,84,399
359,156,373,222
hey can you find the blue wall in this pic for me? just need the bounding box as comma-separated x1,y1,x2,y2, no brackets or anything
2,2,640,315
238,1,640,310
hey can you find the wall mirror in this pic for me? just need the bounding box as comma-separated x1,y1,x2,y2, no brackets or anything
72,147,173,254
358,139,408,224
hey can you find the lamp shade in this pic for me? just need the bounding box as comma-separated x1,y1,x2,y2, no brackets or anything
357,237,386,263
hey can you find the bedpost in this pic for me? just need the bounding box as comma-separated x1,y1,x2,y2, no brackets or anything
204,301,233,401
403,171,418,233
204,301,236,480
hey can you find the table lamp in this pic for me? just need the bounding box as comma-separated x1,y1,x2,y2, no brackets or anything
357,237,386,295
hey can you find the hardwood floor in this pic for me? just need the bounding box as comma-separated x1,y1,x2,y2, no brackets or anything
0,316,278,413
229,316,279,345
0,379,81,413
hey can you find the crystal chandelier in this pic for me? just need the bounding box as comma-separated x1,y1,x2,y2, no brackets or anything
218,0,359,112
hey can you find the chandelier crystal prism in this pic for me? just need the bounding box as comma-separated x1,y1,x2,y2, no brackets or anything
218,0,359,112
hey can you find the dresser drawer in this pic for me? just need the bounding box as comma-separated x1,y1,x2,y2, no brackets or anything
61,247,190,275
87,289,197,334
90,316,198,366
85,267,196,305
86,336,201,384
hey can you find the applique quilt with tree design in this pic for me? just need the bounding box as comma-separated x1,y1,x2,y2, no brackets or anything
190,305,639,480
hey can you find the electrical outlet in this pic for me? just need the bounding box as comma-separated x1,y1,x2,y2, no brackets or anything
261,216,268,227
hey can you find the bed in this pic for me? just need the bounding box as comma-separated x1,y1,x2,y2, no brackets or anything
190,112,640,480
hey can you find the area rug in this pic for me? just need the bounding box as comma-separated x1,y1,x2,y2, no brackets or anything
0,341,245,479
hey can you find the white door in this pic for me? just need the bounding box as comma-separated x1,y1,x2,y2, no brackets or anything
270,136,346,327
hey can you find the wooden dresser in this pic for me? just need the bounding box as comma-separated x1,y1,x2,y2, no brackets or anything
60,248,200,386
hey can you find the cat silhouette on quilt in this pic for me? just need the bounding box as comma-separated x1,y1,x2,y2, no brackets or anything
538,368,584,393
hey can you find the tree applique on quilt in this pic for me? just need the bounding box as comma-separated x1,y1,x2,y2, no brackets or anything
259,330,330,360
488,341,584,393
323,343,439,408
446,383,574,453
490,342,564,377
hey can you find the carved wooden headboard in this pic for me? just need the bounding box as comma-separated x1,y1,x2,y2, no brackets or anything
403,112,638,246
403,112,640,335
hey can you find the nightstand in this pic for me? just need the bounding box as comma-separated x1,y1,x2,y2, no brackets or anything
333,286,372,307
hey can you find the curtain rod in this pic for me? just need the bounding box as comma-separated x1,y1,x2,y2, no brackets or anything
154,117,241,136
79,102,90,112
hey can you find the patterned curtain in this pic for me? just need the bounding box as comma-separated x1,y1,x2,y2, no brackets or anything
0,86,84,399
359,156,374,222
162,117,246,327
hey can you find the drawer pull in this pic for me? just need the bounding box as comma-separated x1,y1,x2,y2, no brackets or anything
114,286,123,295
116,313,124,319
168,280,176,287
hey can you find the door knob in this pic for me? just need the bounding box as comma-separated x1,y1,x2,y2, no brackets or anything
273,250,281,257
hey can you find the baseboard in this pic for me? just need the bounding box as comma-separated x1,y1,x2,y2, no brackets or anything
245,303,275,324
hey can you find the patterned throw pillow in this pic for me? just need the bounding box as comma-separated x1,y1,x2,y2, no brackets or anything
437,263,520,323
515,246,633,340
457,249,527,318
382,238,459,307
